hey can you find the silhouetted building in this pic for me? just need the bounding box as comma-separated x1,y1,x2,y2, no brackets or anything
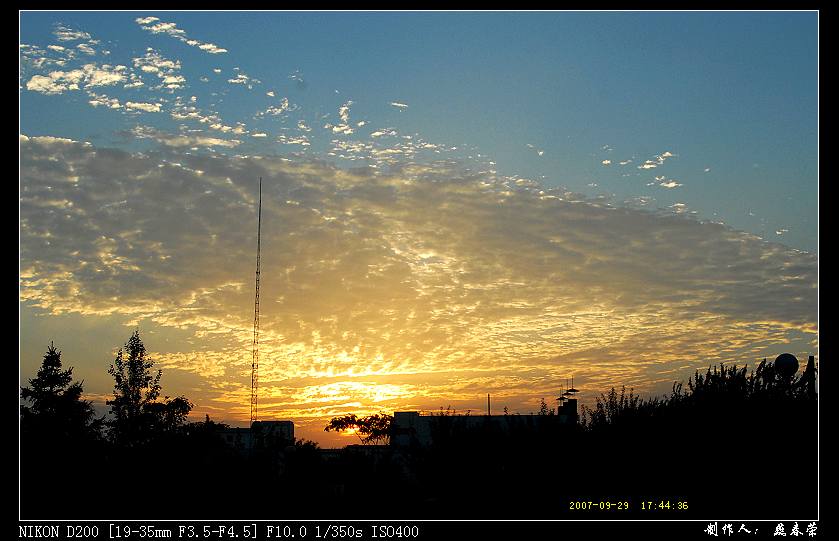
392,399,577,448
220,426,252,450
220,420,294,450
252,420,294,442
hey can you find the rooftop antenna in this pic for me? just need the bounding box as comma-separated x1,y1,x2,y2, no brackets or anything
250,177,262,428
568,376,579,396
487,393,491,416
562,378,572,398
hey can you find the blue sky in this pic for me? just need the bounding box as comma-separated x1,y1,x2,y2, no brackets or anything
21,11,817,250
20,11,818,444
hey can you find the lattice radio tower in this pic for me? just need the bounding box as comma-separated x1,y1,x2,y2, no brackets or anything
250,177,262,427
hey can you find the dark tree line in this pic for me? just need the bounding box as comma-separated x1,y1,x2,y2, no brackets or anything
19,331,237,519
21,340,818,520
21,331,195,450
323,358,818,519
20,329,332,519
580,357,818,430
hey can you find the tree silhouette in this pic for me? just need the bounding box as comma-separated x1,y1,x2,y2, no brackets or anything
537,398,555,415
324,413,393,445
574,359,817,520
581,359,819,431
20,342,103,519
107,330,192,446
21,341,100,441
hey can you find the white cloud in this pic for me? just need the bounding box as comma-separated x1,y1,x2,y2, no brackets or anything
25,63,127,94
19,134,84,146
636,150,675,169
76,43,96,56
20,43,74,71
371,128,398,138
53,24,92,42
638,151,675,170
87,92,122,109
133,49,180,73
325,101,355,135
326,124,354,135
19,139,817,431
132,49,185,90
209,122,247,135
129,126,240,148
124,73,144,89
135,17,228,54
197,43,227,54
227,73,259,88
86,64,127,87
625,195,654,207
141,20,183,36
339,101,352,124
653,175,682,189
26,73,80,94
162,74,186,87
256,98,291,117
125,101,162,113
277,134,311,146
289,70,304,85
526,143,544,156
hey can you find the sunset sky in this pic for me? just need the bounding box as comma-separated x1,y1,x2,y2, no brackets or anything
20,11,818,446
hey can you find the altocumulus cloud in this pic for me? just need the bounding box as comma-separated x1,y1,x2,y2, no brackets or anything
20,135,817,430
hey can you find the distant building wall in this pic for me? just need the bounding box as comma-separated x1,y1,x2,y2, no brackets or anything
220,427,252,450
392,412,432,447
252,420,294,443
392,400,577,448
220,420,294,451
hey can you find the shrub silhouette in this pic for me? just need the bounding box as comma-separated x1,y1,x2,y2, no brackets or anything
574,358,818,519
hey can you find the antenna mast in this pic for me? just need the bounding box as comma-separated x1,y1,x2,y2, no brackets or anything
250,177,262,427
